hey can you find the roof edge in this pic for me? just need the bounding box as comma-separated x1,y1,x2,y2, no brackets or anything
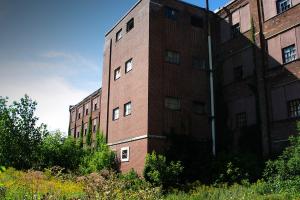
215,0,237,13
105,0,142,37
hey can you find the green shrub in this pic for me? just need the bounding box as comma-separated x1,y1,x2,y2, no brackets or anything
39,131,84,171
143,151,183,188
264,135,300,182
0,166,5,173
79,137,116,174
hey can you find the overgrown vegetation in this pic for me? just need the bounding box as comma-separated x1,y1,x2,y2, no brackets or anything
0,95,300,199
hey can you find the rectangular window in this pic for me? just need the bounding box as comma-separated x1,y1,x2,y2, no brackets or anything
125,58,133,73
165,97,181,111
231,23,240,38
93,119,97,133
124,102,132,116
78,113,81,119
165,50,180,64
94,103,98,111
84,128,87,136
191,16,203,28
277,0,292,14
116,29,122,41
236,112,247,128
113,107,120,121
233,66,243,81
126,18,134,32
282,44,297,64
193,102,205,115
120,147,130,162
192,57,206,70
288,99,300,118
85,108,89,115
77,131,80,138
114,67,121,80
165,7,178,20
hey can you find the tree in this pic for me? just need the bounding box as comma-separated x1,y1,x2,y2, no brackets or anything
86,116,92,147
80,120,84,148
0,95,48,169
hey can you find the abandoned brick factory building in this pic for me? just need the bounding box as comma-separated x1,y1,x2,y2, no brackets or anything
69,0,300,174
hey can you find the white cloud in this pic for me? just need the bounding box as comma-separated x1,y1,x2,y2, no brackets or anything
42,51,99,71
1,75,89,134
0,51,101,134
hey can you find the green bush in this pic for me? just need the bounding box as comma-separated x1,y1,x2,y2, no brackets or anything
79,134,116,174
143,151,183,188
264,135,300,181
39,131,84,171
262,134,300,197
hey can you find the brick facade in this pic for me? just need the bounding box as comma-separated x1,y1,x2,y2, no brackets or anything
68,0,300,174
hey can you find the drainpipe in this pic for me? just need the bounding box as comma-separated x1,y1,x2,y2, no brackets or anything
205,0,216,156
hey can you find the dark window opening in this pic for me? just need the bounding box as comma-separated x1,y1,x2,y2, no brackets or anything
191,16,203,28
126,18,134,32
84,129,87,136
288,99,300,118
277,0,292,14
165,7,178,20
193,102,205,115
231,23,240,38
165,97,181,111
192,57,206,70
86,109,89,115
93,125,96,133
233,66,243,81
165,50,180,64
116,29,122,41
236,112,247,128
282,44,297,64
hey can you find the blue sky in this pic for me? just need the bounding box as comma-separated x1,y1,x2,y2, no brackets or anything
0,0,229,133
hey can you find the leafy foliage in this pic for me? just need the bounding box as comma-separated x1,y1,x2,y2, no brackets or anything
86,116,92,147
262,133,300,196
143,151,183,188
0,95,48,169
79,170,161,200
39,131,84,171
79,132,116,174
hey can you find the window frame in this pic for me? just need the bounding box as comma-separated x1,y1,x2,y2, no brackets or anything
113,107,120,121
236,112,247,129
124,102,132,116
231,23,240,38
165,50,180,65
193,101,206,115
192,57,206,70
288,99,300,118
126,18,134,32
282,44,297,64
164,6,178,21
116,29,122,42
233,65,243,81
120,147,130,162
114,67,121,80
276,0,292,14
165,97,181,111
125,58,133,73
191,15,203,28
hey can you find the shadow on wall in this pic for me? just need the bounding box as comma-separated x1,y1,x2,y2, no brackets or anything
212,7,300,157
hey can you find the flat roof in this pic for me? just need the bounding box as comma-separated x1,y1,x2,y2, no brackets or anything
105,0,207,37
69,88,101,110
215,0,237,13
